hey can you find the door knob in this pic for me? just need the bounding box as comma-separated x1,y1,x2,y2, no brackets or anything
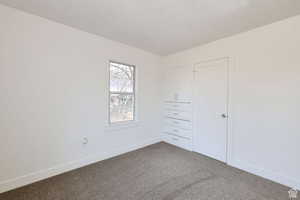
221,114,228,118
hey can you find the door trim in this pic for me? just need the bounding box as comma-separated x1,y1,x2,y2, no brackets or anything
192,57,234,164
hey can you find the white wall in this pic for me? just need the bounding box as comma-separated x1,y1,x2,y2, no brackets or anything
0,5,162,193
163,15,300,189
1,2,300,194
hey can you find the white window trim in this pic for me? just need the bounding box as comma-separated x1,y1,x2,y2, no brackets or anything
104,120,140,132
108,60,138,127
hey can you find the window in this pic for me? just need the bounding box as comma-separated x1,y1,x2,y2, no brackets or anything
109,61,135,124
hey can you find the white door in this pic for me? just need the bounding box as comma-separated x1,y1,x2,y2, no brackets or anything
194,59,228,162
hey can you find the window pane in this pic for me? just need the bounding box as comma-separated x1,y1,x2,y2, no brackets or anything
110,62,134,93
110,94,134,123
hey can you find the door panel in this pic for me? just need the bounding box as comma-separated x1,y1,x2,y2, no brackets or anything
194,59,228,162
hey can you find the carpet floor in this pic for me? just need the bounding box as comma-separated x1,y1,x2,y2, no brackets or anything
0,142,291,200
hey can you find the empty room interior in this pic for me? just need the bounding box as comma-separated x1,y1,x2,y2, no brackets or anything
1,0,300,199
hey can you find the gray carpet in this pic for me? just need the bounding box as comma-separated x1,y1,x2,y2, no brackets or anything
0,142,291,200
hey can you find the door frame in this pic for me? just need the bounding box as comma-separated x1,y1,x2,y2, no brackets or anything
192,57,234,164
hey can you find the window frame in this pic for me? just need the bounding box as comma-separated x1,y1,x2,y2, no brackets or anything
108,60,136,125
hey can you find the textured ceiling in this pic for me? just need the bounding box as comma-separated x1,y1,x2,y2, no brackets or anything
1,0,300,55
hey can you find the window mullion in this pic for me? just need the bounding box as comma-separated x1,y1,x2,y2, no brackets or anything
110,92,134,95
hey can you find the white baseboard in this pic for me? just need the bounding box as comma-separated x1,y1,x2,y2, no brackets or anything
0,138,162,194
228,158,300,190
3,139,299,194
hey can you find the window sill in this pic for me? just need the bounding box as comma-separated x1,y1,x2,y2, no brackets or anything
104,121,141,132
